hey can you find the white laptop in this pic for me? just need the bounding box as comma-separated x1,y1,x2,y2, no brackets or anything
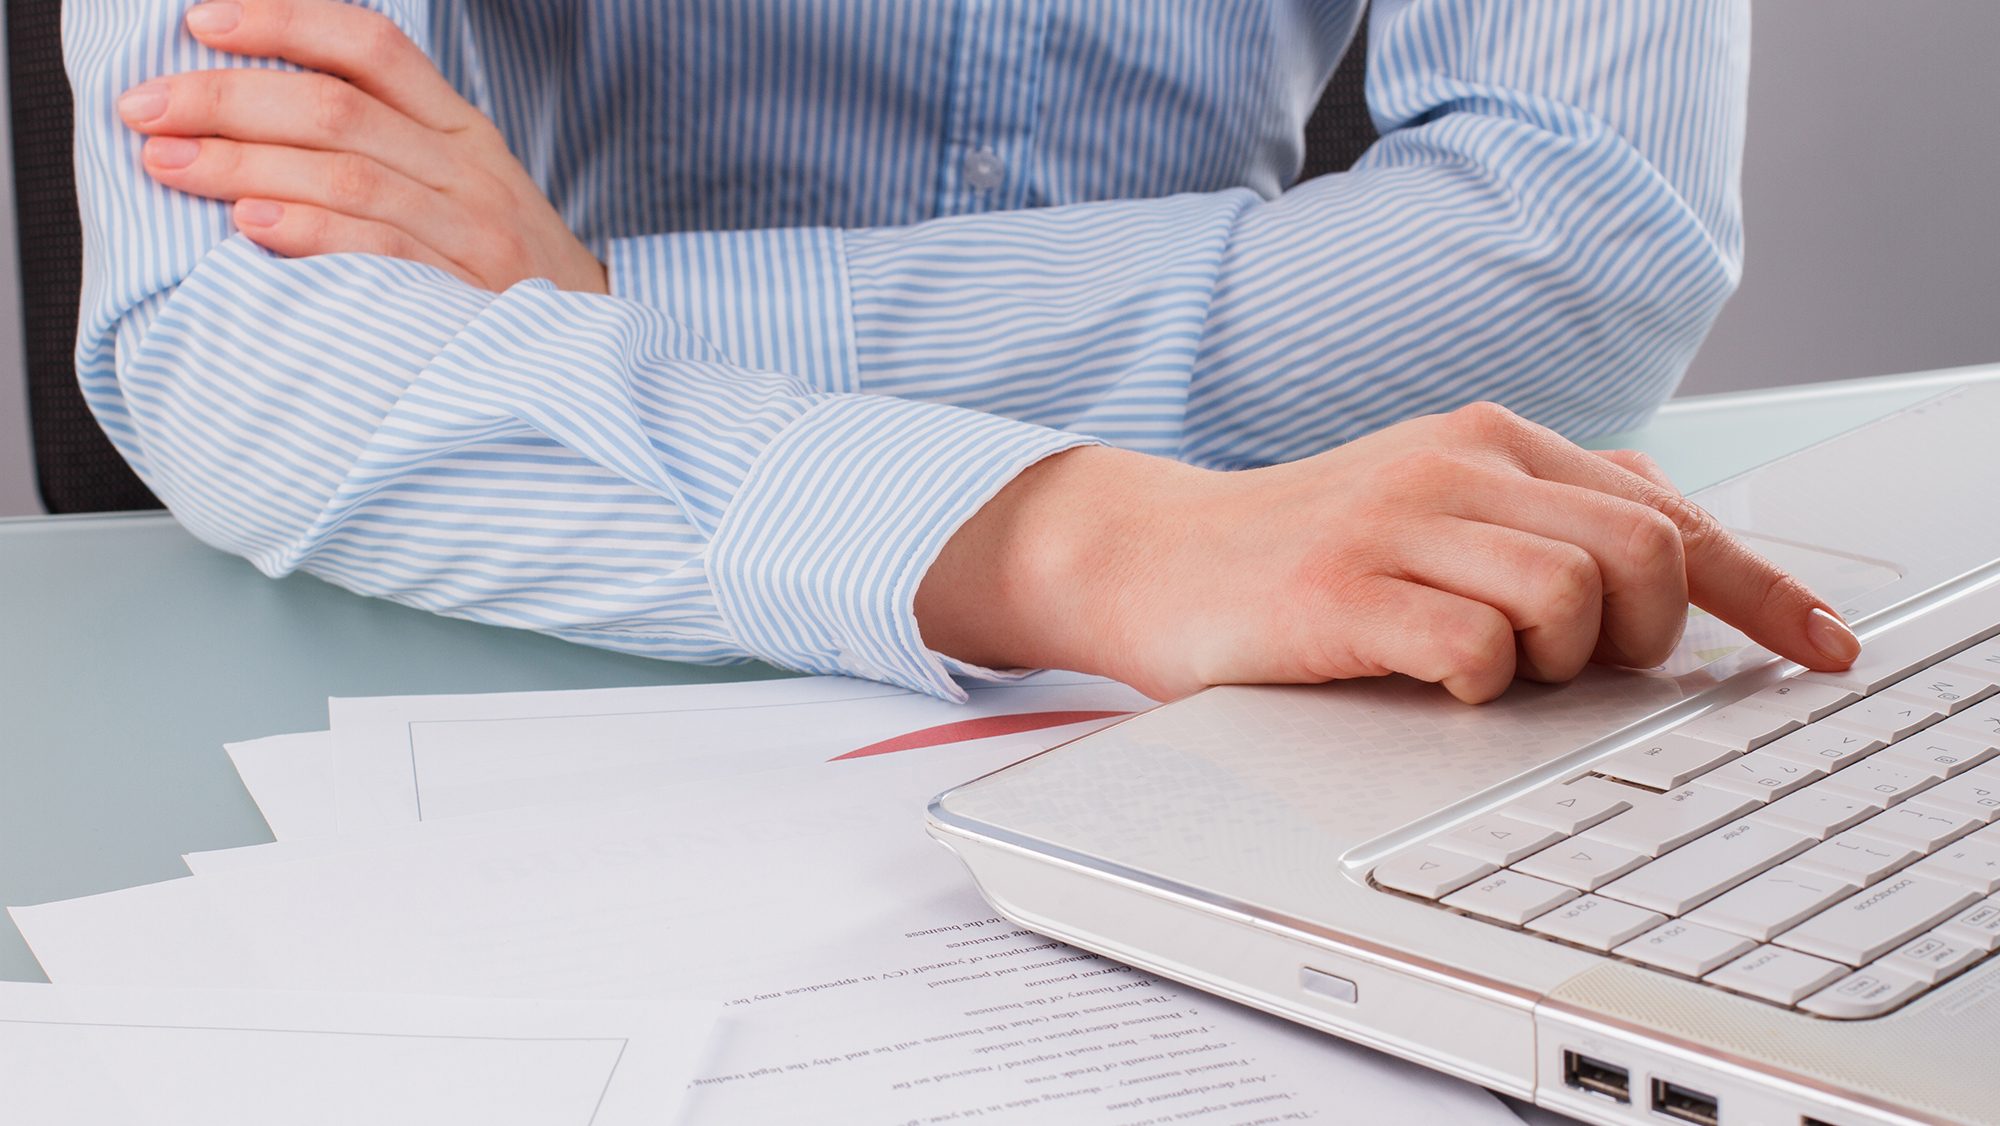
928,382,2000,1126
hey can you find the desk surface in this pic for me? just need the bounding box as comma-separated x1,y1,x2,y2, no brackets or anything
5,362,1998,984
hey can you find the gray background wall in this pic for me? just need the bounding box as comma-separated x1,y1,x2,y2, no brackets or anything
1680,0,2000,395
1,1,1997,516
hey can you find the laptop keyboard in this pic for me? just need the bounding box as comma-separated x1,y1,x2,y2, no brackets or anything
1372,621,2000,1019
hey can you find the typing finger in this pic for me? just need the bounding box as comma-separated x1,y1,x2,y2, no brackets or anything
1453,404,1859,671
231,198,478,287
1398,519,1605,684
183,0,481,133
117,68,454,189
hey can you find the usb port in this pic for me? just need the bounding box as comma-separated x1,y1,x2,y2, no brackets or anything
1652,1078,1720,1125
1561,1051,1630,1104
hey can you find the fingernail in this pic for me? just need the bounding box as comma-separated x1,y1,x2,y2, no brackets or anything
234,199,284,228
117,80,169,123
1806,607,1861,666
143,137,199,169
185,2,242,34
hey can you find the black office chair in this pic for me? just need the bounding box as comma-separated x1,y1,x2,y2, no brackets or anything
8,1,1375,514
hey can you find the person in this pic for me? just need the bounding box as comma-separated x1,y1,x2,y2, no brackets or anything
69,0,1860,704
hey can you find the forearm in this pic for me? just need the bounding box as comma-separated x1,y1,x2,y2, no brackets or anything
1184,0,1750,466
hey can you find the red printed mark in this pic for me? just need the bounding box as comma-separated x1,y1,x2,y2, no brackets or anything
830,710,1132,761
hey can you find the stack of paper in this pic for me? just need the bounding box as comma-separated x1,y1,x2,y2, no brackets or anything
9,671,1525,1123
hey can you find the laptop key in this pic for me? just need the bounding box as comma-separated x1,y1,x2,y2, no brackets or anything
1512,838,1647,891
1824,697,1945,743
1747,680,1860,724
1776,874,1977,965
1817,758,1943,805
1525,894,1664,951
1761,725,1884,774
1797,615,1998,695
1912,768,2000,824
1936,896,2000,951
1860,801,1982,853
1597,820,1813,916
1581,785,1758,857
1701,751,1825,803
1881,930,1986,984
1942,635,2000,682
1751,785,1887,840
1677,703,1800,753
1614,920,1755,977
1686,863,1858,942
1911,835,2000,894
1873,731,1999,780
1501,776,1635,835
1593,734,1740,791
1434,814,1564,866
1883,669,2000,715
1440,871,1577,926
1703,945,1848,1006
1372,846,1496,899
1793,830,1921,885
1935,696,2000,749
1799,965,1928,1018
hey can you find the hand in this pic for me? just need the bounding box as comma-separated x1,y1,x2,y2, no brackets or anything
917,402,1862,702
116,0,607,295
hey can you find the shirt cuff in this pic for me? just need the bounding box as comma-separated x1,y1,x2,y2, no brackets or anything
605,227,860,394
708,393,1099,701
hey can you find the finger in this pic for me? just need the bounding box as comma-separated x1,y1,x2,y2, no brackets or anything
144,136,483,279
183,0,482,133
1317,578,1518,704
1592,448,1677,493
232,198,477,286
1448,468,1689,670
1447,403,1860,671
1400,520,1605,684
117,68,453,188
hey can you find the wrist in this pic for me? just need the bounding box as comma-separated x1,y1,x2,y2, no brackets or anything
916,445,1208,680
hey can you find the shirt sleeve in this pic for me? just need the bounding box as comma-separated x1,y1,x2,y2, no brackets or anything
66,0,1093,701
609,0,1748,471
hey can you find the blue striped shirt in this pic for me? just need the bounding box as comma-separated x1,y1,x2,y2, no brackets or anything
65,0,1747,699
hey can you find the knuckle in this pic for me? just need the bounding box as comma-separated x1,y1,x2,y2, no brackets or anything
251,0,296,36
1448,400,1523,444
326,153,380,209
187,72,225,122
357,10,411,61
1536,546,1601,622
1614,449,1668,483
1653,490,1717,546
312,77,363,136
465,228,529,288
1622,507,1684,578
1444,608,1512,674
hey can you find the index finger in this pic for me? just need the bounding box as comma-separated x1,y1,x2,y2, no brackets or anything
1461,405,1862,671
185,0,483,133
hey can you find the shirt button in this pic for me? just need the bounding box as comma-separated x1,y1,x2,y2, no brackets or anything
963,146,1007,191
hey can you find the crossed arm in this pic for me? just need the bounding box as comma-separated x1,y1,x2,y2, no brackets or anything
90,0,1857,702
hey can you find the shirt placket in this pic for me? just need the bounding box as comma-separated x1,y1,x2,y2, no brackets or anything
934,0,1050,216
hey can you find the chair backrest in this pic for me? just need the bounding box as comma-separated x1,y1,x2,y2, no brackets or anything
10,0,159,512
1298,8,1377,184
8,3,1373,514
